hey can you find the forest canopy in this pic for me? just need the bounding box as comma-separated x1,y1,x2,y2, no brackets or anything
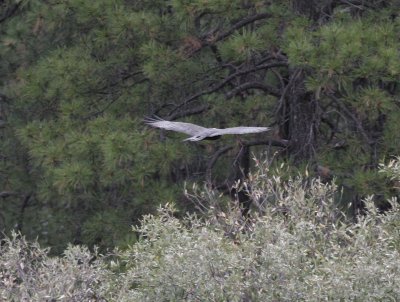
1,0,400,253
2,0,400,300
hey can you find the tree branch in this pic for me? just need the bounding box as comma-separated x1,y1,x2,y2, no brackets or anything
206,138,288,184
207,145,234,184
170,61,286,115
0,191,19,198
243,138,289,149
225,81,281,99
0,2,22,24
17,193,32,232
83,77,147,120
187,13,272,57
167,104,211,120
328,94,372,145
203,13,271,45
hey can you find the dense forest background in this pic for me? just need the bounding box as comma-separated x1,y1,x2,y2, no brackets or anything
1,0,400,254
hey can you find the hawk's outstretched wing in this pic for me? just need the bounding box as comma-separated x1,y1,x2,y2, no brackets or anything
144,117,207,136
214,126,271,136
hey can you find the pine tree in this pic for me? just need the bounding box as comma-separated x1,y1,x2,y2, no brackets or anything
1,0,400,251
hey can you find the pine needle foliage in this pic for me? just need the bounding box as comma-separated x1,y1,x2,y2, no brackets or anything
2,0,400,252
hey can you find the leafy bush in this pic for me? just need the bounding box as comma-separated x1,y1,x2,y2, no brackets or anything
1,159,400,301
0,233,113,301
121,162,400,301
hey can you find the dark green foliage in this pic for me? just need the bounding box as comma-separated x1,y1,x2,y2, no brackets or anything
1,0,400,252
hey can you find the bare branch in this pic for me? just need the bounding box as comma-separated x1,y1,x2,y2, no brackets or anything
186,13,272,57
206,138,288,184
167,104,211,120
226,81,281,99
170,61,286,115
243,138,289,149
203,13,271,45
207,146,234,184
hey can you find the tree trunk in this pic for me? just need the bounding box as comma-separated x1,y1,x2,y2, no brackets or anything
232,145,251,216
282,69,319,162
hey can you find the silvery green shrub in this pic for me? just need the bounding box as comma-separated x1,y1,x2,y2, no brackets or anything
1,159,400,301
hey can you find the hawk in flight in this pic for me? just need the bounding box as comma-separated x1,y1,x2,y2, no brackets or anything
145,117,271,141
